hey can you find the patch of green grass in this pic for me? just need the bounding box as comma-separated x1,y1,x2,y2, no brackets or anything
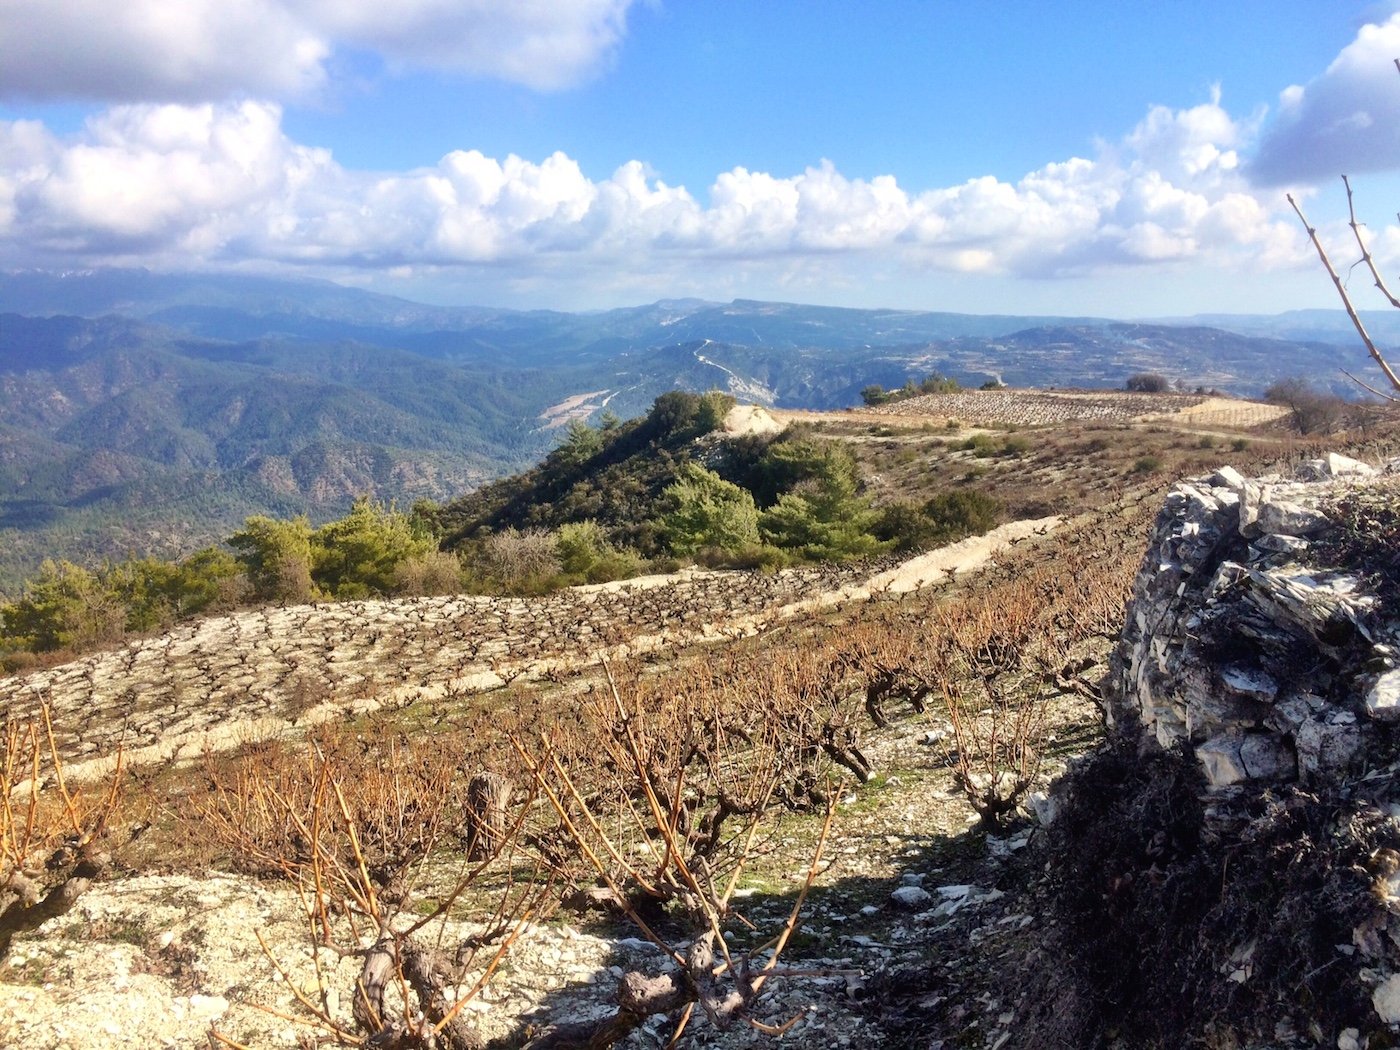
1,955,49,985
87,915,149,945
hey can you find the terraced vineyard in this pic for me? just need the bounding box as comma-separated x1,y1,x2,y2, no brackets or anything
781,388,1292,429
0,517,1056,779
3,404,1397,1050
0,495,1138,1049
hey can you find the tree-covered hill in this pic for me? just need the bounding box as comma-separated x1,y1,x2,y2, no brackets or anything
436,390,746,555
3,391,973,663
0,314,557,591
434,389,972,579
0,270,1380,591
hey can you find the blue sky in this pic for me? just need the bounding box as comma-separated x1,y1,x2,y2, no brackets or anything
5,1,1400,316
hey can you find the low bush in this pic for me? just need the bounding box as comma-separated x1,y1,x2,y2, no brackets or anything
1125,372,1172,393
875,490,1003,551
1265,376,1348,435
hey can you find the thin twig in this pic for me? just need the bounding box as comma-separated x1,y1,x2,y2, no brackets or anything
752,791,837,993
1288,191,1400,397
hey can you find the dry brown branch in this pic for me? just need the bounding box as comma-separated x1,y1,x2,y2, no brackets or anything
1288,190,1400,400
944,676,1048,825
515,659,845,1048
869,572,1073,824
0,704,124,957
1342,367,1400,402
202,734,543,1049
1347,172,1400,312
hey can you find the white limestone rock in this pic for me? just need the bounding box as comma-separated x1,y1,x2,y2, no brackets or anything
1295,453,1375,481
1236,481,1267,537
187,994,230,1021
1374,973,1400,1023
889,886,933,911
1029,790,1059,828
1297,717,1363,777
1254,533,1309,555
1255,499,1331,538
1196,736,1247,788
1211,465,1247,489
1110,458,1395,789
1219,665,1279,704
1367,670,1400,723
1265,692,1323,734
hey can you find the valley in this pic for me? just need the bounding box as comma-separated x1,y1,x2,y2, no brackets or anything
2,270,1400,1050
0,270,1376,592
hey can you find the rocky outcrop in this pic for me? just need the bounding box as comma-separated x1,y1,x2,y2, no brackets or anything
1109,452,1398,790
1037,451,1400,1048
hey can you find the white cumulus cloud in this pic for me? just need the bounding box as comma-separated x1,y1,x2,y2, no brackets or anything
0,0,638,102
302,0,635,91
0,96,1309,289
1251,12,1400,184
0,0,328,103
5,103,333,255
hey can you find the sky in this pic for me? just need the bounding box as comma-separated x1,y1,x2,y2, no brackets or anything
6,2,1400,316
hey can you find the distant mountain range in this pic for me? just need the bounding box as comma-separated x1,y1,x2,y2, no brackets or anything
0,267,1383,590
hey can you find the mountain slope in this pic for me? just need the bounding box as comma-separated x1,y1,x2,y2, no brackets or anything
0,315,560,590
0,270,1385,591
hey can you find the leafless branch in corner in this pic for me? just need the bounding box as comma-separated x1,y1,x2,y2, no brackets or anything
1287,191,1400,401
1284,56,1400,402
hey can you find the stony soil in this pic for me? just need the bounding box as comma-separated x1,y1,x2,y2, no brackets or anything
0,518,1057,784
0,689,1097,1050
0,514,1096,1050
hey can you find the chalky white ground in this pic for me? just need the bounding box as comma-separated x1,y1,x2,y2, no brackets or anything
0,717,1053,1050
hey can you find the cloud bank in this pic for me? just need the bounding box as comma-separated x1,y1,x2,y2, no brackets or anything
0,96,1304,290
13,5,1400,303
0,0,637,102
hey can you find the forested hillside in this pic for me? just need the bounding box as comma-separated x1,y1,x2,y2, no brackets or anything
0,390,1018,665
0,271,1377,591
0,314,549,591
